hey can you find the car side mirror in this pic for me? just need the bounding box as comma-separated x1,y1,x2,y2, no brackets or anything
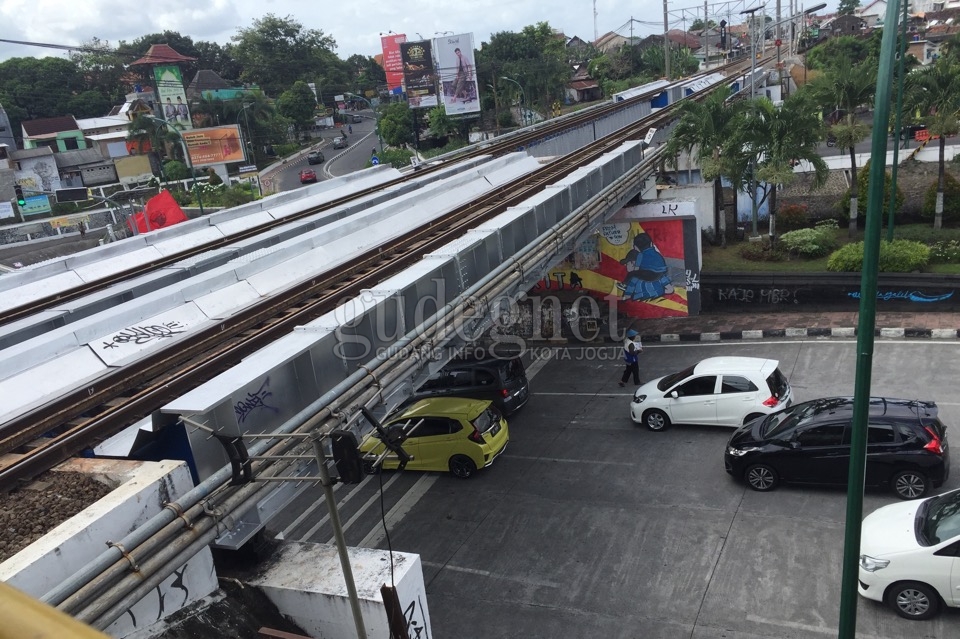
789,440,801,449
669,390,679,399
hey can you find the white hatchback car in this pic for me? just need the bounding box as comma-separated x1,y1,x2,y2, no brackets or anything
630,356,792,431
859,488,960,620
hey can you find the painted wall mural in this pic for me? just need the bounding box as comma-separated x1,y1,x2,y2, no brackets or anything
539,218,701,318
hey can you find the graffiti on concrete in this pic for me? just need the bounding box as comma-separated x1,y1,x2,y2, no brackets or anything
717,287,799,304
234,377,279,424
847,290,954,303
102,321,186,349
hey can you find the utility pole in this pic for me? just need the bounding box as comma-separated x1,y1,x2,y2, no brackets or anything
704,0,709,69
663,0,671,79
888,0,909,242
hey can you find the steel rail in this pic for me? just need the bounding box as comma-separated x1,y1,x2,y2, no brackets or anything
0,58,765,490
0,57,760,328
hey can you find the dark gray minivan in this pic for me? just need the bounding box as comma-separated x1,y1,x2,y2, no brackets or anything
411,356,530,415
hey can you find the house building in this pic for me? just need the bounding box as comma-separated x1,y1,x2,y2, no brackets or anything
21,116,87,153
828,14,868,35
858,0,889,27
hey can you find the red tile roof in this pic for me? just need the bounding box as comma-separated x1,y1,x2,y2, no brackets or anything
130,44,196,66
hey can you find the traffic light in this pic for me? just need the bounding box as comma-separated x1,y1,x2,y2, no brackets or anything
14,184,25,207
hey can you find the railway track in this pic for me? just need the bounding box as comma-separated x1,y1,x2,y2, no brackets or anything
0,59,763,492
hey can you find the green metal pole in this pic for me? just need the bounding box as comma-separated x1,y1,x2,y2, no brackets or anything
837,0,901,636
887,0,909,242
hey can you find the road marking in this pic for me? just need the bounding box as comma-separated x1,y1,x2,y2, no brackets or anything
744,615,888,639
280,473,373,540
525,349,553,379
422,561,561,588
535,392,634,396
297,472,402,542
356,474,437,548
510,454,634,466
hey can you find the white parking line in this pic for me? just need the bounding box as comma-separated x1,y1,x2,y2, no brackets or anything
422,561,561,588
297,473,402,542
357,474,437,548
744,615,888,639
510,454,634,466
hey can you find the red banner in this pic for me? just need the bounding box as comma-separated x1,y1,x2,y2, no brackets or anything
128,189,189,233
381,34,407,92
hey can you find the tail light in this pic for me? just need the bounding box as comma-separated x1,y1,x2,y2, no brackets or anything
923,426,944,455
501,388,510,398
468,427,485,444
762,396,779,408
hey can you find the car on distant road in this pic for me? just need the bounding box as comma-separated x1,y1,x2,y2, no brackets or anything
299,169,317,184
408,355,529,416
725,397,949,499
333,137,348,150
359,397,509,478
352,114,362,123
859,487,960,620
630,356,792,431
306,150,324,165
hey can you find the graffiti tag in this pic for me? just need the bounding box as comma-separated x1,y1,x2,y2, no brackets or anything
847,290,954,303
661,203,680,216
404,594,430,638
685,269,700,291
234,377,279,424
717,288,798,304
101,321,186,349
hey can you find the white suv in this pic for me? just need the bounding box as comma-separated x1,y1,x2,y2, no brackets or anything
630,356,792,431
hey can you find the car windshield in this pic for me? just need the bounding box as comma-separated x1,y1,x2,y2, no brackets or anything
761,401,820,439
657,364,696,391
917,489,960,546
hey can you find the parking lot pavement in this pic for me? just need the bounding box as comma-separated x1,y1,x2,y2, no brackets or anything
293,339,960,638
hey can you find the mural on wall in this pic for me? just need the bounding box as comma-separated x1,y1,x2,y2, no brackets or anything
539,218,700,319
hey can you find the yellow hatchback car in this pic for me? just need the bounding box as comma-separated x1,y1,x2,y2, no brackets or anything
360,397,509,478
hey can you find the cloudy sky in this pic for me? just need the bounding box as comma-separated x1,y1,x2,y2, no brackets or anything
0,0,838,63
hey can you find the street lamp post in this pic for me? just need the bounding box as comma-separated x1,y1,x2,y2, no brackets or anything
237,102,254,166
146,115,204,216
740,6,763,99
345,93,383,156
500,76,527,127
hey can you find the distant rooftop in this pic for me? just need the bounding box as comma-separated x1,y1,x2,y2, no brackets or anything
130,44,196,66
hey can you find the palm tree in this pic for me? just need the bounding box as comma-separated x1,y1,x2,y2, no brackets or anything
805,57,876,237
906,59,960,230
663,85,746,246
743,93,829,242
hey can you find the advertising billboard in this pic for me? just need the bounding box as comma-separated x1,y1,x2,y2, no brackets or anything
380,34,407,93
181,125,244,167
400,40,438,108
434,33,480,115
154,64,193,130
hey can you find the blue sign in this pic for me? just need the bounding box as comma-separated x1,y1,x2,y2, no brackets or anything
371,157,380,165
20,194,52,216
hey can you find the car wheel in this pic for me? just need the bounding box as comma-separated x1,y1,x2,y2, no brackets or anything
449,455,477,479
643,409,671,432
886,581,940,620
362,460,378,476
891,469,930,500
743,413,764,425
744,464,779,491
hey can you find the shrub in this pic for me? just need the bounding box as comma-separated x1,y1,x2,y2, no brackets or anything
739,239,785,262
776,203,810,232
921,172,960,224
930,239,960,263
163,160,189,181
838,160,905,227
826,239,931,272
778,226,838,258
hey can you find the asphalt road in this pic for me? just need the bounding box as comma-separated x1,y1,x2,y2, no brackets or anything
269,110,381,193
266,337,960,638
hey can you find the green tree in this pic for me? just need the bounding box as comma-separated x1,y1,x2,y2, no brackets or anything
727,94,829,239
805,36,871,72
232,14,339,97
69,38,128,106
664,85,747,245
837,0,861,16
907,59,960,230
427,105,460,140
805,56,876,236
690,19,718,30
276,81,317,135
379,101,414,147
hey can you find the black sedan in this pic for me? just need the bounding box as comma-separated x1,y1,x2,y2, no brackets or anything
725,397,949,500
307,151,325,165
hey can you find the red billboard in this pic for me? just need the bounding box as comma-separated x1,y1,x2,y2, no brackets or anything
380,34,407,92
181,125,244,167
